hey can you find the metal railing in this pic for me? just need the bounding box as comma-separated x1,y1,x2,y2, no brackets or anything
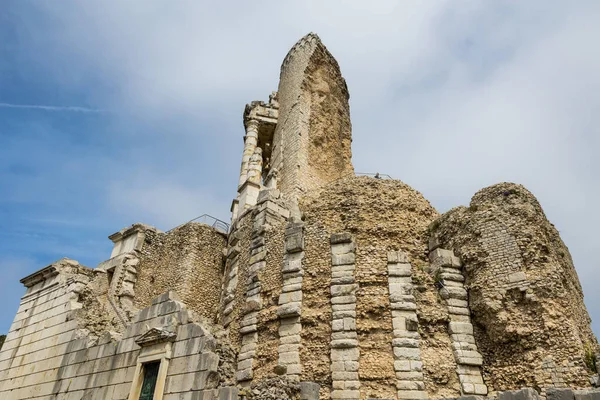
356,172,394,180
166,214,230,234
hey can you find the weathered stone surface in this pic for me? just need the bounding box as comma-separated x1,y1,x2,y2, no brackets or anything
330,233,353,244
498,388,541,400
299,381,320,400
547,388,576,400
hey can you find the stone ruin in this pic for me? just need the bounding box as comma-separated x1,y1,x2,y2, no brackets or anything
0,33,598,400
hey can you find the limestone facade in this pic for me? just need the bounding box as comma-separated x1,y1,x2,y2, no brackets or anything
1,33,598,400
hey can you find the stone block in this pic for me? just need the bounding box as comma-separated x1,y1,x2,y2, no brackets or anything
447,298,469,308
390,301,417,311
457,356,483,366
286,233,304,253
390,294,416,303
440,287,468,300
331,371,360,381
332,253,356,266
331,275,356,285
499,388,541,400
286,222,304,235
331,284,358,297
332,242,355,255
448,306,470,316
237,358,253,371
332,331,358,340
458,396,484,400
280,334,301,344
441,272,465,282
574,391,600,400
474,384,488,395
389,264,412,277
331,347,360,362
277,302,302,318
389,283,413,296
330,232,353,244
388,250,409,263
332,264,356,273
151,291,181,305
299,381,320,400
397,381,425,390
393,347,421,360
227,245,240,259
279,290,302,304
218,387,239,400
239,324,257,334
449,322,473,335
282,283,302,293
249,251,267,265
392,338,419,348
279,351,300,365
283,258,303,273
331,295,356,305
429,248,454,265
250,235,265,249
394,360,411,371
396,371,424,381
332,303,356,311
331,339,359,348
333,310,356,319
236,368,253,381
396,390,428,399
279,321,302,336
331,389,360,399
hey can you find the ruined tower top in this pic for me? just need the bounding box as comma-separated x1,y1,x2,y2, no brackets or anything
233,33,354,219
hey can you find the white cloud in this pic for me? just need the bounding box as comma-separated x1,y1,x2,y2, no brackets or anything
107,172,226,230
23,1,600,333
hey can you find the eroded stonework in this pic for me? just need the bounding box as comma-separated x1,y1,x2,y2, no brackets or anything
0,33,598,400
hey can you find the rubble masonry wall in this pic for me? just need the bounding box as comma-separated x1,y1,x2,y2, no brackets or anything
134,223,227,324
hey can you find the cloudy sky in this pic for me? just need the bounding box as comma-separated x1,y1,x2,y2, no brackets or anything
0,1,598,336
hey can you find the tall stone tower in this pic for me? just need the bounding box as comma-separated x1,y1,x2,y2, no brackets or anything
232,33,354,219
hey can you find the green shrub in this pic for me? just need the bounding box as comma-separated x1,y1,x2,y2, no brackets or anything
584,343,598,373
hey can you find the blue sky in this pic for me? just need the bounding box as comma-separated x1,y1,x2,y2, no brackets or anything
1,1,599,337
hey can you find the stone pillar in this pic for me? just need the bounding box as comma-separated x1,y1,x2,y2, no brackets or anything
238,119,259,188
277,221,305,380
329,233,360,400
387,251,427,400
235,210,269,386
247,147,263,185
429,248,487,396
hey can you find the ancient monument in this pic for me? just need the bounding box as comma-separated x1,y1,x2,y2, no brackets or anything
0,33,598,400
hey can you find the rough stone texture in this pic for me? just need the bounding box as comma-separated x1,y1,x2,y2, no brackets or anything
0,265,234,400
135,222,227,323
253,215,286,382
429,249,487,396
272,33,353,202
299,176,440,399
431,182,599,392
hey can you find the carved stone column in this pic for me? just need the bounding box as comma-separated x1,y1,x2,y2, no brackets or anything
247,147,263,185
238,119,259,188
